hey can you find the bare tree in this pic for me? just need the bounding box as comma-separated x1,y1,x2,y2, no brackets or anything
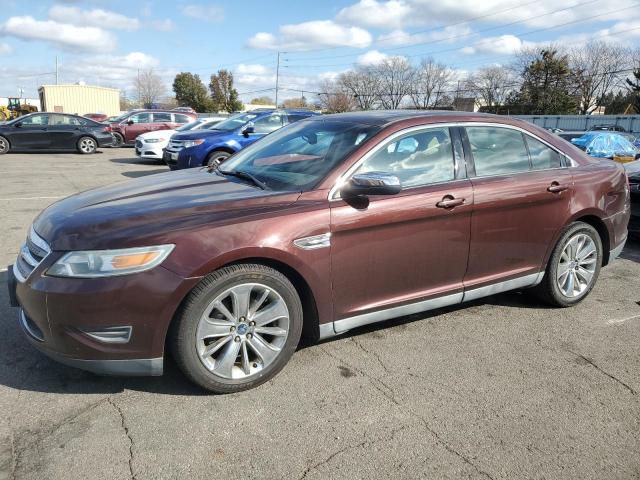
338,67,380,110
134,68,166,108
317,79,356,113
372,57,414,109
465,65,514,112
409,58,453,109
569,41,630,114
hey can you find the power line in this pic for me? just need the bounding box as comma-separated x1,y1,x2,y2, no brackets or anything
286,0,603,63
284,2,639,69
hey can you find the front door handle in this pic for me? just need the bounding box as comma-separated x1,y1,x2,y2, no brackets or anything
547,182,568,193
436,196,465,209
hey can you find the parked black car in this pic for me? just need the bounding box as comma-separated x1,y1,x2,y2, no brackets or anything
0,113,114,154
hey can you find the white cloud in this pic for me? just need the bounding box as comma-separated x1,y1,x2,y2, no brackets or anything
247,20,372,51
0,43,12,55
236,64,270,75
181,4,225,22
48,5,140,31
337,0,412,30
0,16,116,52
377,24,471,47
151,19,175,31
357,49,388,65
461,35,532,55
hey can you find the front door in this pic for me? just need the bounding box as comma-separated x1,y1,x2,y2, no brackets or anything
329,126,472,331
462,125,573,290
9,114,50,149
124,112,153,143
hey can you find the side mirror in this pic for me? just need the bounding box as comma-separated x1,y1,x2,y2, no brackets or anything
635,153,640,160
14,121,22,128
342,172,401,197
241,123,255,137
126,120,134,126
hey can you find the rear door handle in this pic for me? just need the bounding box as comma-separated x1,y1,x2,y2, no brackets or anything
436,196,465,209
547,182,568,193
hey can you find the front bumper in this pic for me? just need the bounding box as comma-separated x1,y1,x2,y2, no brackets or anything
136,143,164,159
164,147,203,170
9,261,199,376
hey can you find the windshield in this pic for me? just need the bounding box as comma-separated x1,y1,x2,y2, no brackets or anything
211,112,260,131
220,119,381,191
110,112,131,123
177,120,203,132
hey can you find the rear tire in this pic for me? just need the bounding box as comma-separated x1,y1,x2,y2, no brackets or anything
77,136,97,154
533,222,602,307
205,150,231,168
0,136,9,155
171,264,303,393
112,132,124,148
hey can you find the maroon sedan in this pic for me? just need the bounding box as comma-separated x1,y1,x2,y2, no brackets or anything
108,110,196,147
8,111,630,393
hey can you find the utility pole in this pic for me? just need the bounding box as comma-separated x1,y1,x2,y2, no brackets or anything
55,56,59,85
275,52,281,108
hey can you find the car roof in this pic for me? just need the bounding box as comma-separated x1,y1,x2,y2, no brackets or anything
305,110,515,126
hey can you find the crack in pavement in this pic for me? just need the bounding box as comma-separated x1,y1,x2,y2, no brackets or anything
569,350,637,395
4,397,109,476
297,424,410,479
319,346,496,480
350,337,392,375
107,397,137,480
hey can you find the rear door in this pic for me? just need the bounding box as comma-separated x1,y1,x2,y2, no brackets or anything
151,112,174,132
172,113,193,129
462,125,573,291
329,126,473,329
9,114,50,149
47,114,82,149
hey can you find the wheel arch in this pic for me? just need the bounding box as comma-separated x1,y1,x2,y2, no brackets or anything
572,214,611,266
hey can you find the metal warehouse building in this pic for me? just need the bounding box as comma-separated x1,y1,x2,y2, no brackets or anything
38,84,120,116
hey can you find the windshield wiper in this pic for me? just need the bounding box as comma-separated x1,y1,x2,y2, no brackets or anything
219,169,268,190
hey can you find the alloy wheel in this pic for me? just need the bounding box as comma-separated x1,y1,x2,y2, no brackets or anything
79,138,96,153
556,233,598,298
0,137,8,154
196,283,290,380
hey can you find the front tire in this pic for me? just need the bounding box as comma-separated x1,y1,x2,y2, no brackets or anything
77,136,97,154
535,222,602,307
0,136,9,154
171,264,303,393
205,150,231,168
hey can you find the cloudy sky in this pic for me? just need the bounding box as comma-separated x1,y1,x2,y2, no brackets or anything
1,0,639,102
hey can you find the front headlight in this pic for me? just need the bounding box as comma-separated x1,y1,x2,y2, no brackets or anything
145,138,166,143
183,139,205,148
47,245,175,278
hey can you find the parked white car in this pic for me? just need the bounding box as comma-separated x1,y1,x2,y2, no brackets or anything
135,117,226,160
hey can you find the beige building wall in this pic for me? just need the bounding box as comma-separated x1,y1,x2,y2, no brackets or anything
38,85,120,116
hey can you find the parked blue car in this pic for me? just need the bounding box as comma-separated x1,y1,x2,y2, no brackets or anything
571,131,638,159
163,109,319,170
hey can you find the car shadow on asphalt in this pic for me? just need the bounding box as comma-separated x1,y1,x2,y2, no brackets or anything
108,157,161,166
620,235,640,263
121,169,169,178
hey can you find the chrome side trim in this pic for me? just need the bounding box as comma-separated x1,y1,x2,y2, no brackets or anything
321,272,545,338
293,233,331,250
318,322,336,340
333,292,464,334
462,272,543,302
610,236,627,261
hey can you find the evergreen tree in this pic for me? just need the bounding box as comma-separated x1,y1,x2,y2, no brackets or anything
209,70,244,112
172,73,214,112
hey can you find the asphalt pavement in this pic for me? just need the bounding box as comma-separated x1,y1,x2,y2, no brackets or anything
0,149,638,479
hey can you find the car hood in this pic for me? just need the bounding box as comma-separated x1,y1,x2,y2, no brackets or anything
33,169,300,251
172,129,232,141
139,129,175,140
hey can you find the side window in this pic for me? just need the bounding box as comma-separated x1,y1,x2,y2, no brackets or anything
466,127,530,176
153,112,172,123
174,114,191,124
286,114,310,123
354,127,455,188
525,135,562,170
48,115,82,126
253,114,284,134
129,113,152,124
20,114,49,126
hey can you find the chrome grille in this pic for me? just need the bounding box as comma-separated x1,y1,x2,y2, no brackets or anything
167,140,184,151
13,227,51,282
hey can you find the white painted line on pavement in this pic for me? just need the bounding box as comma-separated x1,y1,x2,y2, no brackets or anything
607,315,640,325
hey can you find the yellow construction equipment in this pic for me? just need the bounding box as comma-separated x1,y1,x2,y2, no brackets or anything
0,98,38,121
